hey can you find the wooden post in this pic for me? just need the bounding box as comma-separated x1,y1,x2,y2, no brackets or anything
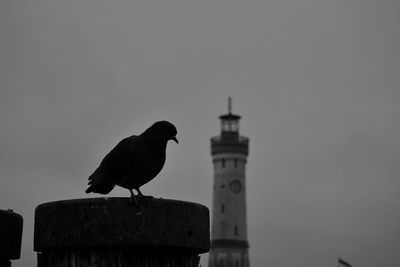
34,198,210,267
0,209,23,267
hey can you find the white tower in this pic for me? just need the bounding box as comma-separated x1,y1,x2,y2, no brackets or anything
209,98,250,267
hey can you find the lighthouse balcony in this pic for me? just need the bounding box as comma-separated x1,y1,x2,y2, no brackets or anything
210,136,249,156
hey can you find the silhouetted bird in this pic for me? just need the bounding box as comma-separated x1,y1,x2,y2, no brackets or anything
85,121,178,206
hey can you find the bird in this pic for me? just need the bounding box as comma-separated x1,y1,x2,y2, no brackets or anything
85,121,178,207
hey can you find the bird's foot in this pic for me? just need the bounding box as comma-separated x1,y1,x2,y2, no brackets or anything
129,189,146,215
129,198,142,215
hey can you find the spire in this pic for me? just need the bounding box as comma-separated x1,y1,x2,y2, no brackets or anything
219,97,240,120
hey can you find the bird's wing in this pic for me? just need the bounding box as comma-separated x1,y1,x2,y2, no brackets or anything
93,135,139,182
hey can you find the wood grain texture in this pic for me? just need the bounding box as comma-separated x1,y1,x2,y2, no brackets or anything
34,198,209,267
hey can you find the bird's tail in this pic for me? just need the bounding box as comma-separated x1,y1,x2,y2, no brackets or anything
85,169,115,194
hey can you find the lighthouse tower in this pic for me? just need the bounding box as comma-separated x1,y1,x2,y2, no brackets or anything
209,98,250,267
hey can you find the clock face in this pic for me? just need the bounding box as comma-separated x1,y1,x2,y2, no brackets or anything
229,180,242,193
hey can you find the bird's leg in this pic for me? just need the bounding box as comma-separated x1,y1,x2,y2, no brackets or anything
136,188,144,197
129,189,138,205
129,189,142,215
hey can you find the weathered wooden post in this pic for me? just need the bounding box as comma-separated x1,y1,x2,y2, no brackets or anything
34,197,209,266
0,209,23,267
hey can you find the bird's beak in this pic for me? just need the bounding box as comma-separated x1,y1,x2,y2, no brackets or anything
171,136,179,144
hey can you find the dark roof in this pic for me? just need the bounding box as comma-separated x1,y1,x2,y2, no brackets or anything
219,113,241,120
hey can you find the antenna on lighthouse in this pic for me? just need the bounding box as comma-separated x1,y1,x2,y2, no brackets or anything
228,97,232,114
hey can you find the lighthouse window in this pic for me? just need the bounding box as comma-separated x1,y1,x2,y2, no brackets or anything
231,120,239,132
221,204,225,213
234,158,238,167
234,225,238,236
222,120,229,132
221,158,226,168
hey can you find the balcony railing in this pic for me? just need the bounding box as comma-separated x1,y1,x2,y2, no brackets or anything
210,135,249,155
210,135,249,143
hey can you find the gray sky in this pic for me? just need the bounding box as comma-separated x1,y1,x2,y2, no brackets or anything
1,0,399,266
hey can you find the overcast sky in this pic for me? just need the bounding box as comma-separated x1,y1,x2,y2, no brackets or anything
1,0,399,266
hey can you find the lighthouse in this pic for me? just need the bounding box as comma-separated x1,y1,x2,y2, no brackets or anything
209,98,250,267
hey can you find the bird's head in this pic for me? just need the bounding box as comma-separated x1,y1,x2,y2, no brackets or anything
145,121,178,144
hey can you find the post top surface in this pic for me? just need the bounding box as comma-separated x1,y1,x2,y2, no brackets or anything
34,197,210,253
35,197,206,210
